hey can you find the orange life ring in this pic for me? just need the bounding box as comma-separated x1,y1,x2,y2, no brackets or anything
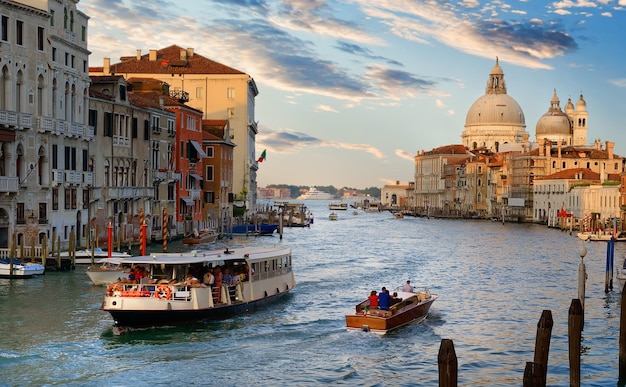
107,283,122,296
155,285,172,300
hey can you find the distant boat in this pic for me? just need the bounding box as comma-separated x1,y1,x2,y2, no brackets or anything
183,229,218,245
0,258,45,278
231,224,278,236
329,212,338,221
328,201,348,210
296,187,335,200
85,257,128,286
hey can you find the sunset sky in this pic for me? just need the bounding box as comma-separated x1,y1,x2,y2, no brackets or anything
82,0,626,189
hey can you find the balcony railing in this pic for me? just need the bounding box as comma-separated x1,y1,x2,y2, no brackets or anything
0,109,18,127
0,176,19,193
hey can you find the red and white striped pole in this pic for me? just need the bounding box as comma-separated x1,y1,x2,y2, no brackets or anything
162,207,167,252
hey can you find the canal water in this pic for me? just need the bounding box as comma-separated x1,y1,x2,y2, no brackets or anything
1,201,624,386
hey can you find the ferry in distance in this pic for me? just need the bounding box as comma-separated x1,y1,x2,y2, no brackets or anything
296,187,335,200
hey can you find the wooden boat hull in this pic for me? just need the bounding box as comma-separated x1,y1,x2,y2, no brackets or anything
182,233,218,245
346,293,437,335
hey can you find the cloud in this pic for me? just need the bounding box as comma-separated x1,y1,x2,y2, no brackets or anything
257,127,385,159
315,104,339,113
601,11,612,16
355,0,578,69
335,41,404,66
395,149,415,161
364,65,445,100
552,0,598,9
609,78,626,87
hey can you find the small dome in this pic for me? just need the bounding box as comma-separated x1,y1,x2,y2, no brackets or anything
565,98,574,114
536,90,571,139
536,111,572,137
490,57,504,75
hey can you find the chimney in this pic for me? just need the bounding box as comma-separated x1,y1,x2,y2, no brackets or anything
180,49,187,60
187,48,194,58
136,49,141,60
103,58,110,75
396,180,400,185
159,96,164,109
606,141,614,159
149,49,157,61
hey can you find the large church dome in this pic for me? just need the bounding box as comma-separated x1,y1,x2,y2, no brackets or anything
462,58,529,151
535,90,572,142
465,93,525,126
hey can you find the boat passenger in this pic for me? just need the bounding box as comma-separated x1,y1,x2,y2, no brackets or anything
184,273,203,288
214,267,223,303
203,270,215,288
368,290,379,308
402,280,413,293
389,292,401,307
230,271,240,287
378,287,391,310
222,268,233,287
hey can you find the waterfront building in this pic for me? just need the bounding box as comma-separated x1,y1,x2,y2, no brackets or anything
202,119,235,235
123,79,180,242
381,181,412,209
413,144,470,216
90,45,260,215
88,76,154,246
535,89,588,146
0,0,90,250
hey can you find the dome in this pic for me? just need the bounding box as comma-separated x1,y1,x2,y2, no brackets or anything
536,111,571,137
465,93,525,126
536,90,572,138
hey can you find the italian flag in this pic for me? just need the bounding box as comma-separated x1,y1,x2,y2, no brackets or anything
257,149,267,163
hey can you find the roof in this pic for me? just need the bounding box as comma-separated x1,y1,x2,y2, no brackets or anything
121,246,291,265
109,45,245,75
423,144,468,156
536,168,599,180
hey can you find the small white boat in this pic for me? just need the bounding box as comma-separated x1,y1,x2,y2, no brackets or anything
0,258,45,278
329,212,338,220
393,212,404,219
577,231,626,242
61,248,132,265
101,245,296,330
85,257,129,285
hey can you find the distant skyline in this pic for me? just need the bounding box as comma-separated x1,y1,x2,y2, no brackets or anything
82,0,626,188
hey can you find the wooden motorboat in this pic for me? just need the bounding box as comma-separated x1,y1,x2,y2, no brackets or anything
328,201,348,210
393,212,404,219
329,212,338,220
346,287,438,335
101,245,296,330
183,229,218,245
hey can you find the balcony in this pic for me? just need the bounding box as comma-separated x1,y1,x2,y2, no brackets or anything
19,113,33,130
70,122,84,137
51,169,64,186
37,116,55,133
170,89,189,102
84,171,93,186
189,188,201,200
0,176,19,193
65,170,82,185
0,109,18,127
154,170,167,182
56,120,68,136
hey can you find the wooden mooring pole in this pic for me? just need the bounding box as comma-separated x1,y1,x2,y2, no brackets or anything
568,299,583,386
524,310,553,386
619,283,626,385
438,339,457,387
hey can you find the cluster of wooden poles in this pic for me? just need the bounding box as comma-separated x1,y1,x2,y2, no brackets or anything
438,238,625,387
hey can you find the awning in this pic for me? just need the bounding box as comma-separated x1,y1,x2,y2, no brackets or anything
181,197,194,206
190,173,203,181
189,140,207,158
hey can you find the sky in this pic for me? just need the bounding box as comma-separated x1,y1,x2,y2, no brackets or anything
81,0,626,189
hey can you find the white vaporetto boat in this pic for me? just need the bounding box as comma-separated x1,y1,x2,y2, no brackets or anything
100,245,296,329
296,187,335,200
0,258,45,278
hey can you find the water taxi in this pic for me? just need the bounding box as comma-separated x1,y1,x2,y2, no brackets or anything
346,286,437,335
100,246,295,329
